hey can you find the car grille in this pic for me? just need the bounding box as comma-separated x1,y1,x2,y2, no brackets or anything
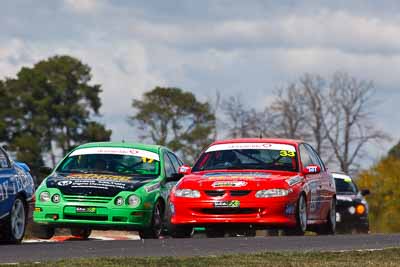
201,208,258,215
63,195,113,204
64,214,108,221
204,190,252,197
204,190,226,197
230,190,251,197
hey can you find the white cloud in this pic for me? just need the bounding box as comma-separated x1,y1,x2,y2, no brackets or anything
1,2,400,159
127,10,400,55
64,0,105,14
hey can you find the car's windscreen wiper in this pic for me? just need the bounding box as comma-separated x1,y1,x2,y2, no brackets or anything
86,169,120,175
232,150,271,168
58,169,89,174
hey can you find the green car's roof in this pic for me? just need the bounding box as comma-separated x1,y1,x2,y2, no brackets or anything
73,142,163,154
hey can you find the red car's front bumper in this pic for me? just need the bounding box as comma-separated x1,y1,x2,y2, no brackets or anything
170,196,298,227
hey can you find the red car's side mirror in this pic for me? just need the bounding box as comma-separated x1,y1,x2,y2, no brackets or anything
178,165,192,175
303,165,321,175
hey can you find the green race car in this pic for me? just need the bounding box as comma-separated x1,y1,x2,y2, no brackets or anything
33,142,184,239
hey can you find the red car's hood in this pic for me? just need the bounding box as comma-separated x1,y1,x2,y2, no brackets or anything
179,170,300,190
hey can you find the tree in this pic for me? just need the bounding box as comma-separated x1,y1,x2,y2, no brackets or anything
1,55,111,173
270,83,309,140
388,141,400,159
299,74,329,156
221,95,275,139
322,72,388,173
357,156,400,233
130,87,215,163
265,72,387,172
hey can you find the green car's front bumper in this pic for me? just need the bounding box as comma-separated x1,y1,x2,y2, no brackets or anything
33,189,153,230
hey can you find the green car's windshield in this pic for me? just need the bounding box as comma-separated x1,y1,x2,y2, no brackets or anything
56,147,160,177
192,143,298,172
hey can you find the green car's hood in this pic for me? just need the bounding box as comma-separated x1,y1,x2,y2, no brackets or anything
46,172,156,197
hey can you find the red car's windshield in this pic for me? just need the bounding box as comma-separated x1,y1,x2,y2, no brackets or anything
192,143,298,172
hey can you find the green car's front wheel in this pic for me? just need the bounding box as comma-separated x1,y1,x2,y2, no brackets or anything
139,201,163,239
71,228,92,239
33,224,55,239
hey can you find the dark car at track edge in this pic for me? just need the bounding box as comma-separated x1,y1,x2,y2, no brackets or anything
333,172,370,234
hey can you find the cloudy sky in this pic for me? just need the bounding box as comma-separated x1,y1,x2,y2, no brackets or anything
1,0,400,165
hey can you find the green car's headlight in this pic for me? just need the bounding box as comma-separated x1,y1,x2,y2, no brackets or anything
39,192,50,202
127,195,141,208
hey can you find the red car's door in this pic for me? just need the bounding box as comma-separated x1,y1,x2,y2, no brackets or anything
305,144,332,221
298,144,323,221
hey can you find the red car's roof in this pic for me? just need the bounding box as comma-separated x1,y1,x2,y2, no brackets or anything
210,138,304,146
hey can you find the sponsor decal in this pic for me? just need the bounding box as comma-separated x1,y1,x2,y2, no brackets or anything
336,195,353,202
214,200,240,208
309,181,322,211
67,173,132,182
69,147,160,161
212,181,247,187
144,182,160,193
55,175,132,190
69,179,127,190
279,150,296,157
0,181,8,201
332,173,352,180
204,172,271,179
57,180,73,186
286,176,302,186
206,143,296,153
307,166,319,173
344,177,352,183
285,204,296,215
76,207,96,213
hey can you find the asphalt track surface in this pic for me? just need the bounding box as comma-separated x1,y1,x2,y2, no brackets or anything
1,234,400,263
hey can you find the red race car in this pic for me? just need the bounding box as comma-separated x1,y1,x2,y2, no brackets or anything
168,138,336,237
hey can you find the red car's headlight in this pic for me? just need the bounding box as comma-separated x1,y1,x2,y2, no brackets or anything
255,189,289,198
175,189,200,198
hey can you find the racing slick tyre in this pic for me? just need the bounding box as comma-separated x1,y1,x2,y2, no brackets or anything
70,228,92,239
2,197,27,244
228,228,256,237
266,229,280,236
139,201,163,239
284,194,307,236
316,198,336,235
168,224,193,238
205,226,225,238
33,224,55,239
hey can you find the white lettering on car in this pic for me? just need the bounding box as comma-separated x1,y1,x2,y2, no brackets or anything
0,181,8,201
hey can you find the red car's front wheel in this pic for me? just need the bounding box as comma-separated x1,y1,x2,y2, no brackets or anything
284,194,307,236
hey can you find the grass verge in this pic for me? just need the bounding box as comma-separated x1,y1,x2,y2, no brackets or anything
9,248,400,267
